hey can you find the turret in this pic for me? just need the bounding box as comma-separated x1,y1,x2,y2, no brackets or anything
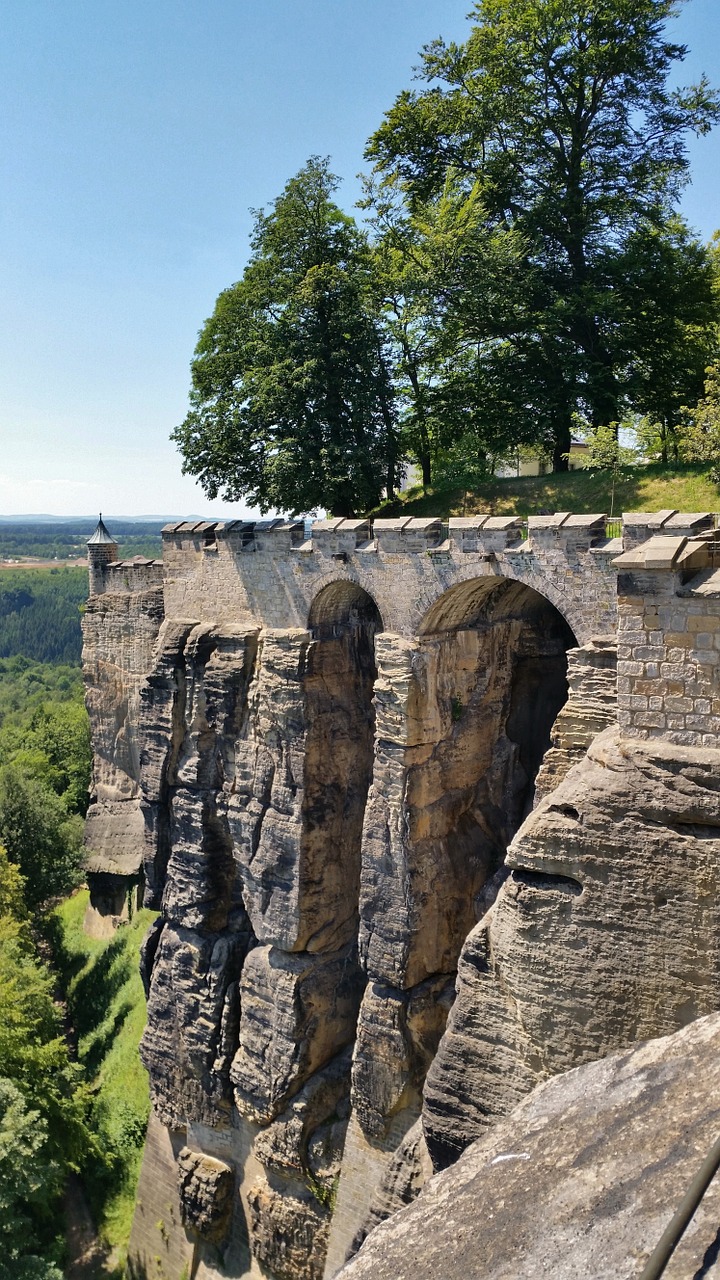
87,514,118,594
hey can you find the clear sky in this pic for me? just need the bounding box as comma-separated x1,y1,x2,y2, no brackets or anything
0,0,718,519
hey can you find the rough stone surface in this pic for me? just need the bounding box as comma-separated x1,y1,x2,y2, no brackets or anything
247,1183,330,1280
140,919,251,1127
253,1049,352,1186
177,1146,235,1242
350,976,454,1139
424,726,720,1169
359,591,573,993
231,943,363,1125
347,1118,433,1261
339,1013,720,1280
533,635,617,799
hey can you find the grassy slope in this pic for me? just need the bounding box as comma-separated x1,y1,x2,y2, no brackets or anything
380,462,720,519
49,891,157,1258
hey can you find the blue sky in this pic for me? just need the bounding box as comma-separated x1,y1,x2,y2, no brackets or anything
0,0,718,519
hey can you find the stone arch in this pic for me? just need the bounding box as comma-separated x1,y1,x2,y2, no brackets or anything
414,575,577,869
358,573,579,988
307,578,384,638
418,573,577,641
299,579,383,952
348,573,580,1160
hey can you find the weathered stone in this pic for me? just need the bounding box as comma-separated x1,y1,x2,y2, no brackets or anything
229,619,377,955
351,975,454,1139
253,1049,351,1185
177,1146,234,1243
424,727,720,1169
140,919,251,1127
247,1182,330,1280
231,943,363,1125
340,1013,720,1280
359,595,573,990
533,636,617,799
347,1118,432,1261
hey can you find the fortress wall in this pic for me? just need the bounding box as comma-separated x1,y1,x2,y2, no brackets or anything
613,532,720,747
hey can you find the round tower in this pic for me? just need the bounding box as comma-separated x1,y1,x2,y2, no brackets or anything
87,514,118,594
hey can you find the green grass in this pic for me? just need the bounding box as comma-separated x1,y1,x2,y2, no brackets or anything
379,461,720,520
48,890,157,1258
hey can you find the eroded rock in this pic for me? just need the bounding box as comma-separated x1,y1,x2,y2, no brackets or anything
340,1013,720,1280
231,944,363,1125
424,727,720,1169
247,1182,330,1280
177,1147,234,1243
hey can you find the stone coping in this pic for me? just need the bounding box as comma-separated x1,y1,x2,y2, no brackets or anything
154,509,716,555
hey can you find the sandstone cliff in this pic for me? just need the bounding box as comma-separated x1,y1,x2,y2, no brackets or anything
79,513,720,1280
340,1012,720,1280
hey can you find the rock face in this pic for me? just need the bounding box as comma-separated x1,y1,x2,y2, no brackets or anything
81,584,165,933
80,514,720,1280
423,727,720,1169
177,1147,235,1242
339,1012,720,1280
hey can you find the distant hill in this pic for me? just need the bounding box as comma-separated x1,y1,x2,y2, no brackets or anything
0,519,165,562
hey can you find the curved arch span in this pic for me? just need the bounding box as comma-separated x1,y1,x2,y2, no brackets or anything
308,578,384,640
419,574,577,644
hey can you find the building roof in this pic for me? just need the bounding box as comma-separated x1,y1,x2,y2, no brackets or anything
87,514,117,546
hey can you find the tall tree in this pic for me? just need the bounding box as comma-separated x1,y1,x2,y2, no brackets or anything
173,158,399,516
367,0,720,469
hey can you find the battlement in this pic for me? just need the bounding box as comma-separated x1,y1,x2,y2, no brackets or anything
92,556,164,594
158,509,716,557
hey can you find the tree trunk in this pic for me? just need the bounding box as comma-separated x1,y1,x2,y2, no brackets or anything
552,417,572,472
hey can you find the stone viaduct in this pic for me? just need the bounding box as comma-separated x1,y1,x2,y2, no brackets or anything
81,508,720,1280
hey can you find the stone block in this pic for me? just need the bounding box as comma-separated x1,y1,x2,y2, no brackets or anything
177,1147,234,1243
231,943,363,1125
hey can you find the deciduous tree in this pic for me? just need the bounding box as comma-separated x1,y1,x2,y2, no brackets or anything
173,158,399,516
367,0,720,469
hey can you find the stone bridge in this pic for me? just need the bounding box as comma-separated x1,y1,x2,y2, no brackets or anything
82,507,720,1280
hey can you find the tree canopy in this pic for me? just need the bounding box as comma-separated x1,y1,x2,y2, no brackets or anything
367,0,720,472
174,1,720,507
0,848,90,1277
173,158,399,516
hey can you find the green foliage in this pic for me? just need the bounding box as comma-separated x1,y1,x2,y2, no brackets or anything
366,0,720,473
0,850,92,1276
376,459,720,521
0,656,84,721
174,157,399,516
0,569,87,664
576,424,639,474
678,358,720,481
0,696,92,815
0,653,91,907
0,1079,64,1280
48,891,157,1252
0,768,85,907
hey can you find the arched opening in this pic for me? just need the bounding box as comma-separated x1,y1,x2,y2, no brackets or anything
413,576,577,950
301,582,383,950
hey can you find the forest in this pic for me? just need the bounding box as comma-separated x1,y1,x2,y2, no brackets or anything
0,520,164,564
0,569,152,1278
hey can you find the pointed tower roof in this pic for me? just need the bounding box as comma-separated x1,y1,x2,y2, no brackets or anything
87,514,117,546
